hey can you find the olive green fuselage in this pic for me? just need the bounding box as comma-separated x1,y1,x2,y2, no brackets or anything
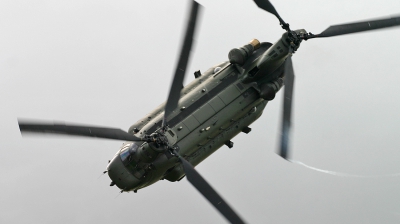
107,36,297,192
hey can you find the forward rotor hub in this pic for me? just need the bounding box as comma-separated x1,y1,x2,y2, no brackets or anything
142,128,169,147
141,126,178,155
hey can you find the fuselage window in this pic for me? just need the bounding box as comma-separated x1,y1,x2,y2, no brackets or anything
120,148,130,161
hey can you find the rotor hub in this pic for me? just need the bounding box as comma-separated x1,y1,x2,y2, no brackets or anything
283,29,307,52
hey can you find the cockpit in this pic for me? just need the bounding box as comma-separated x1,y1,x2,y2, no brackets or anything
119,142,147,179
107,142,144,191
119,142,137,162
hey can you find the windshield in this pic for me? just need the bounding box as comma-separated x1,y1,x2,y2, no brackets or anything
119,142,139,162
119,142,145,179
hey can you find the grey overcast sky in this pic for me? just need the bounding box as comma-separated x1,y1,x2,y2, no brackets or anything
1,0,400,223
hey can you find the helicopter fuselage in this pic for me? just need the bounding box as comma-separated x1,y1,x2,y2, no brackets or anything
106,35,298,192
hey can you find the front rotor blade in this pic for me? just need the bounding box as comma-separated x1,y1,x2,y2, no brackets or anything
311,16,400,38
163,1,201,126
279,56,295,159
253,0,287,28
179,157,245,224
19,120,142,141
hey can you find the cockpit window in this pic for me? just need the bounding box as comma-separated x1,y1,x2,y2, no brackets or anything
119,142,139,163
120,148,131,161
120,143,132,152
119,142,144,179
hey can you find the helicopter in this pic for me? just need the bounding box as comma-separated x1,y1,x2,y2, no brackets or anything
17,0,400,223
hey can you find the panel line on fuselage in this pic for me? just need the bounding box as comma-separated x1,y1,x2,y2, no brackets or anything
146,71,239,134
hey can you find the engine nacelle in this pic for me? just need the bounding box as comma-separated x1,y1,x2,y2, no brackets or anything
259,78,284,101
228,39,260,65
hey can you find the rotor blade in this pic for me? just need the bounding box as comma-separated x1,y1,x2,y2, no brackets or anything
163,1,201,126
309,16,400,38
253,0,287,28
279,56,294,159
179,157,245,224
19,120,142,141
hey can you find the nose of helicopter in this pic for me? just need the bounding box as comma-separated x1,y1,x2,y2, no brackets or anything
107,155,140,191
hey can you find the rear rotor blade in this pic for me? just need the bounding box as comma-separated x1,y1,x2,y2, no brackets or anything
19,120,142,141
309,16,400,38
179,157,245,224
163,1,201,126
279,56,294,159
253,0,288,29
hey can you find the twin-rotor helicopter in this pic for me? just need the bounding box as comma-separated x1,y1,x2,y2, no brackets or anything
18,0,400,223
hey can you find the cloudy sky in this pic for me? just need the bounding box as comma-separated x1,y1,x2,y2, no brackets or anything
1,0,400,223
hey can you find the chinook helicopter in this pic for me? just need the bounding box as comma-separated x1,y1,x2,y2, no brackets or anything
18,0,400,223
